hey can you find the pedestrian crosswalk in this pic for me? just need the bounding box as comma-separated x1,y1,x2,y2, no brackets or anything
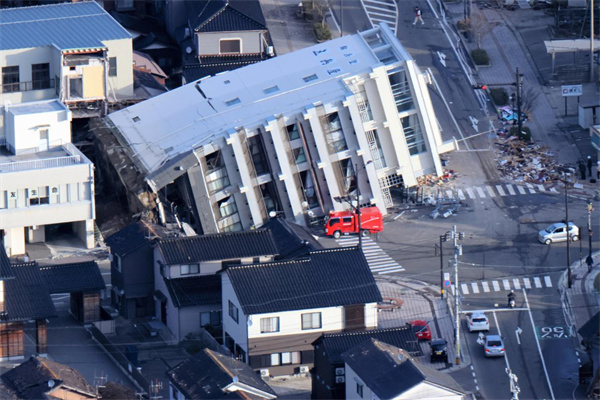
336,236,405,275
362,0,398,33
439,183,555,201
451,275,554,296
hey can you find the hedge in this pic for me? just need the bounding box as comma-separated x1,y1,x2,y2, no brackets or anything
471,48,490,65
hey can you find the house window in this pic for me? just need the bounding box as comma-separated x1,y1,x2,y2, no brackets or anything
2,66,20,93
115,254,122,272
260,317,279,333
180,264,199,275
32,63,50,90
108,57,117,77
228,300,239,323
301,312,322,330
357,383,364,398
200,311,222,327
281,351,301,364
220,39,241,54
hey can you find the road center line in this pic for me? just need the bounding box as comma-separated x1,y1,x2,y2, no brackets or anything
523,289,555,400
492,312,511,372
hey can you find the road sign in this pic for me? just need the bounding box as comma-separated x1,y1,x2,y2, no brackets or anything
443,280,451,287
561,84,582,97
444,273,450,281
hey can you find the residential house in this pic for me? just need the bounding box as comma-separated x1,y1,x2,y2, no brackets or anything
342,338,465,400
311,326,422,399
167,348,278,400
222,247,382,377
105,23,454,234
0,99,95,256
0,355,96,399
0,0,134,133
261,216,323,260
154,229,279,341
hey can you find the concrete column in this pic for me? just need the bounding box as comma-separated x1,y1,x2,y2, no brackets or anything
27,226,45,244
4,227,25,256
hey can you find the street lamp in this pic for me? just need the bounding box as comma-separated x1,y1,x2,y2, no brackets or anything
562,174,572,288
587,201,594,272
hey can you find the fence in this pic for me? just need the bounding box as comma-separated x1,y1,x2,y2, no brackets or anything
0,155,81,173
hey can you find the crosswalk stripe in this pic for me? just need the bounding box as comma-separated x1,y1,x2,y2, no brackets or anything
503,279,511,290
544,276,552,287
466,188,476,199
506,184,516,195
378,269,404,275
482,281,490,292
513,279,521,289
496,185,507,196
523,278,532,289
461,283,469,295
537,184,545,192
476,187,486,198
446,190,453,199
486,186,496,197
457,189,466,200
471,282,480,293
492,281,500,291
534,277,542,288
372,265,403,272
517,186,527,195
526,183,537,194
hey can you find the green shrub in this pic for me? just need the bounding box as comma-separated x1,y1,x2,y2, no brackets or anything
314,23,331,42
490,88,508,105
471,48,489,65
509,126,531,141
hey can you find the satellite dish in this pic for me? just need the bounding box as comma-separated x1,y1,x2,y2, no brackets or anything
186,46,193,54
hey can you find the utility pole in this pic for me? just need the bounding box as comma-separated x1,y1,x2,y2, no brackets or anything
564,176,572,288
450,225,465,365
438,232,451,299
356,164,362,249
587,201,594,272
515,67,524,139
591,0,595,83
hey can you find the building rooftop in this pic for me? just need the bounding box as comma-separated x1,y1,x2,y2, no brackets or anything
0,1,131,51
0,143,92,173
186,0,267,33
4,262,56,321
164,274,221,308
38,261,106,294
4,99,67,115
107,24,412,190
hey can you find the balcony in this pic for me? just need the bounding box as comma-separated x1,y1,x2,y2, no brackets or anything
0,143,89,173
0,79,54,94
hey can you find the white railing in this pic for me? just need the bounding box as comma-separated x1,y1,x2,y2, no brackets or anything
0,155,81,173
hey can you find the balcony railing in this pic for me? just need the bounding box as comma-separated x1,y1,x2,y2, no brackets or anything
0,78,54,94
0,155,81,173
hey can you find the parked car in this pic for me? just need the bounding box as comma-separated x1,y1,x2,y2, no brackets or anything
430,338,448,363
484,335,505,357
466,312,490,332
408,320,432,341
538,222,579,245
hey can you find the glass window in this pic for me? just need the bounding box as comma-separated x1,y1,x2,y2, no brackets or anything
260,317,280,333
225,98,241,106
286,124,300,140
263,85,279,94
401,114,427,155
281,352,292,364
328,218,340,226
270,353,280,366
32,63,50,90
357,383,363,397
293,147,307,164
291,351,301,364
302,74,318,82
180,264,199,275
388,67,413,113
324,113,347,154
228,300,239,323
220,39,241,54
200,311,222,327
108,57,117,77
249,135,269,175
2,66,19,93
301,312,322,330
218,196,238,218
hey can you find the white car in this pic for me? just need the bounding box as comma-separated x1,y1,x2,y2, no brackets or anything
538,222,579,245
466,312,490,332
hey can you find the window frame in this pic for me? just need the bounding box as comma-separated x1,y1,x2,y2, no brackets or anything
108,57,117,77
32,63,50,90
260,317,280,334
180,264,199,275
2,66,20,93
301,312,322,330
220,39,242,54
228,300,239,323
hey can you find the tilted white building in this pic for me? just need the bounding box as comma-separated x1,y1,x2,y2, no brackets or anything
106,23,454,233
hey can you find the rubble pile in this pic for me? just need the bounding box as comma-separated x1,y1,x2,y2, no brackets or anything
416,170,458,187
494,137,575,185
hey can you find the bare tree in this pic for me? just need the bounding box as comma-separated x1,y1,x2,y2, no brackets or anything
470,12,495,49
520,87,540,118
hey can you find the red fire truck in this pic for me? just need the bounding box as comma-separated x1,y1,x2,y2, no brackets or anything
324,207,383,238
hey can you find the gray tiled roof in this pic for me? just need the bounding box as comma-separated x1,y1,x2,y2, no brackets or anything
187,0,266,33
4,262,56,321
313,326,423,363
105,221,166,256
0,1,131,51
38,261,106,294
156,230,278,265
261,217,323,259
164,275,221,308
226,247,382,315
167,348,277,399
341,339,464,398
0,245,15,280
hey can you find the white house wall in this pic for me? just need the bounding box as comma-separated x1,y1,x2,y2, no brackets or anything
344,364,372,400
197,31,264,56
397,382,463,400
247,306,344,339
222,273,248,353
104,39,134,101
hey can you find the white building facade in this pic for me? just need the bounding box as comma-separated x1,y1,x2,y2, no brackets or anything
107,23,454,233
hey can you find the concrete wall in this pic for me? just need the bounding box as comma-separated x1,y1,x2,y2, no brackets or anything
197,31,264,56
104,38,134,100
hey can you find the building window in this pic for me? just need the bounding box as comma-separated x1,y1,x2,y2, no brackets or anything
302,74,318,82
218,196,238,218
2,66,20,93
281,351,301,364
286,124,300,141
180,264,199,275
108,57,117,77
260,317,279,333
293,147,306,164
357,383,364,398
32,63,50,90
388,67,414,113
225,97,241,106
301,312,322,330
228,300,239,323
323,113,347,154
220,39,241,54
401,114,427,155
248,135,269,175
200,311,222,327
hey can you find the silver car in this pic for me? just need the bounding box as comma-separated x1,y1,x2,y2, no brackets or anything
467,312,490,332
538,222,579,245
484,335,505,357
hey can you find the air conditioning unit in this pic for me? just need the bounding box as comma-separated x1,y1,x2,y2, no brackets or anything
299,365,309,374
335,367,345,376
335,376,345,383
259,369,269,377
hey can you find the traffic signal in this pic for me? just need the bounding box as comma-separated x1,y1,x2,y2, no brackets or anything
473,84,487,90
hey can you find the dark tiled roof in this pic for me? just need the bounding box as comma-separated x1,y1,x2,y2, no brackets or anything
226,247,382,315
105,221,163,256
4,262,55,321
183,55,264,82
38,261,106,294
156,230,278,265
341,339,464,399
187,0,266,33
167,348,277,399
97,382,138,400
164,275,221,308
261,217,323,260
1,356,95,399
313,326,422,363
0,245,15,280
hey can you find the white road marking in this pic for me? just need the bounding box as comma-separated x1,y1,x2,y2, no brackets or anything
486,186,496,197
482,281,490,292
534,277,542,288
526,183,537,193
537,184,546,192
466,188,476,199
515,327,523,345
492,281,501,291
517,185,527,195
523,278,532,289
457,189,466,200
476,187,486,198
503,279,511,290
496,185,507,196
446,190,454,199
471,282,480,293
513,279,521,289
544,276,553,287
461,283,469,295
505,184,516,195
